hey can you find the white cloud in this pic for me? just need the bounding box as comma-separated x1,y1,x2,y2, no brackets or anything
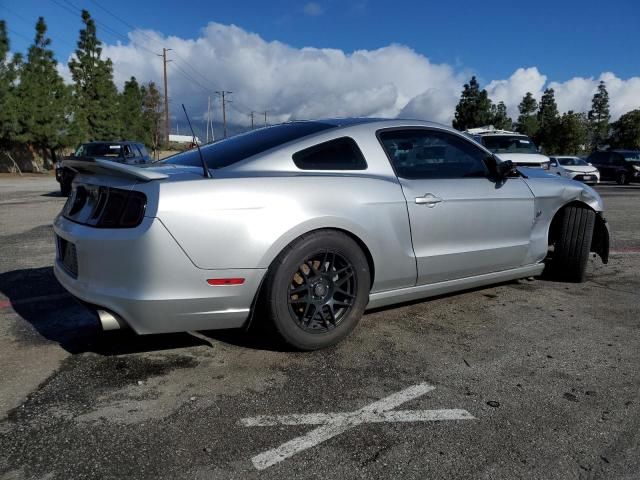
303,2,324,16
62,21,640,127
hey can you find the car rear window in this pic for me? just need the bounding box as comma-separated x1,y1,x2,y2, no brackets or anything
162,122,336,169
76,143,124,158
292,137,367,170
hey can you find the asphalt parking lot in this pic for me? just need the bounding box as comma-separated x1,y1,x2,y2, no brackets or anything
1,175,639,480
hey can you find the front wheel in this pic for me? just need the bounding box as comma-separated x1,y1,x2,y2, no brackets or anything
551,206,595,282
264,231,370,350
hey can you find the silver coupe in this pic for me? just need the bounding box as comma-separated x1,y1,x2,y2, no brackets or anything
54,119,610,350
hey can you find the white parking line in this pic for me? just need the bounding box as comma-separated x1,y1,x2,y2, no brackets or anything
240,382,475,470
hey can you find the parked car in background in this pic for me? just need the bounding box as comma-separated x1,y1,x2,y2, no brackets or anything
56,141,151,195
465,126,550,169
587,150,640,185
549,156,600,185
53,118,609,351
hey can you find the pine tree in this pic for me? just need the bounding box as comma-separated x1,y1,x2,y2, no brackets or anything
69,10,121,141
452,76,494,130
536,88,560,153
491,101,512,130
120,76,146,141
588,80,610,150
609,109,640,149
0,20,22,148
556,111,588,155
516,92,539,138
141,81,164,157
15,17,71,166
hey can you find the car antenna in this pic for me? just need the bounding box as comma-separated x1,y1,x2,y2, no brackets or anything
181,103,211,178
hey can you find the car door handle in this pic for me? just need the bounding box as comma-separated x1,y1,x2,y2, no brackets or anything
415,193,442,206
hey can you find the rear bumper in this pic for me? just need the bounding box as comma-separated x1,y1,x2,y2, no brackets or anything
53,215,266,334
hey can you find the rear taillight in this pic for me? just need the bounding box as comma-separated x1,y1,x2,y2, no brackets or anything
63,186,147,228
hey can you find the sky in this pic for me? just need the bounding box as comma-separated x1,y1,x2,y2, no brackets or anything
2,0,640,130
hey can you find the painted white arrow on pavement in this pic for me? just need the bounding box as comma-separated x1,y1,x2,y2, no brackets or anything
240,382,475,470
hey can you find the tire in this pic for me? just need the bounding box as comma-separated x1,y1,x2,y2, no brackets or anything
552,206,595,282
60,180,71,196
616,172,627,185
264,230,370,350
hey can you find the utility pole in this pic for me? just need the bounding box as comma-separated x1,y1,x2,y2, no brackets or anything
263,111,268,127
249,111,255,130
216,91,232,138
157,48,172,145
206,96,211,143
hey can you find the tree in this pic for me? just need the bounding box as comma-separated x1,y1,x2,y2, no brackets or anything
69,9,121,141
516,92,539,138
491,101,512,130
15,17,71,166
609,109,640,149
536,88,560,153
141,81,164,157
452,76,494,130
588,80,610,151
556,111,588,155
120,76,146,141
0,20,22,148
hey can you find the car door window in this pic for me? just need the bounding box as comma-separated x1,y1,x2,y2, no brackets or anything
378,129,489,179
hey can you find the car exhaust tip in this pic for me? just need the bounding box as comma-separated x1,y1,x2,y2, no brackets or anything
96,309,127,331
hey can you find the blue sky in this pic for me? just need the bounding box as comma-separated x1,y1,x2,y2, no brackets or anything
3,0,640,127
4,0,639,82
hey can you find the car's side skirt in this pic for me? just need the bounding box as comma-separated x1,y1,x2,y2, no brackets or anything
366,263,545,310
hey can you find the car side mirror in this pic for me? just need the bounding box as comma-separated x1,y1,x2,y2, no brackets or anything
498,159,517,178
486,155,517,179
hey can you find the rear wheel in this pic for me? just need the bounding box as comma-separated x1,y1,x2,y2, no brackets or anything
264,231,370,350
616,171,628,185
551,206,595,282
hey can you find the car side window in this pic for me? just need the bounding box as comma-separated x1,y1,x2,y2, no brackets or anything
550,158,558,166
292,137,367,170
613,154,625,166
378,129,489,180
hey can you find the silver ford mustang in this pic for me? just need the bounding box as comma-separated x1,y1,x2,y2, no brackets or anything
54,118,610,350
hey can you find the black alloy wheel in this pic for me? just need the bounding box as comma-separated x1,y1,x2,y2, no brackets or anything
287,250,356,333
264,230,370,350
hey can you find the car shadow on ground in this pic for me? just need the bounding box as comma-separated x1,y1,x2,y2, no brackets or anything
0,266,211,356
41,191,66,198
1,265,563,356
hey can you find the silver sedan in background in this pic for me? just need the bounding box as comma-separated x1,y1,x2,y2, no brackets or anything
53,119,610,350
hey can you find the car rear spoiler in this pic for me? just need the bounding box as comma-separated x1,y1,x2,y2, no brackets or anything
62,157,169,181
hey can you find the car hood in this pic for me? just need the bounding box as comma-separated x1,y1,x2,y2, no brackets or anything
561,165,598,173
495,153,550,165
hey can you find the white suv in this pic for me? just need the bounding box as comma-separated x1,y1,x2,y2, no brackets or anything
465,127,550,169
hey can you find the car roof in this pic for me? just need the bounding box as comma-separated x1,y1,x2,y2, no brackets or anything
83,141,142,145
292,117,461,134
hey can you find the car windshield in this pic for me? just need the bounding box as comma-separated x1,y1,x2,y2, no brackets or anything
76,143,124,158
558,157,588,166
162,122,336,169
482,135,538,154
620,151,640,163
